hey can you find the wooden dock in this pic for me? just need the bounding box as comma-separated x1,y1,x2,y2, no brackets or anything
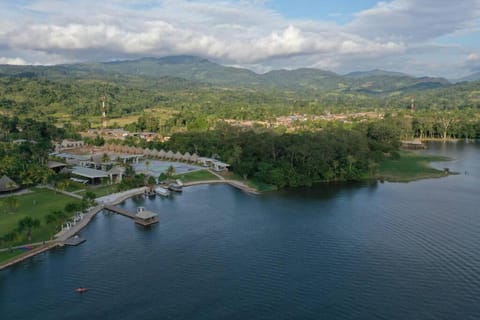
62,236,86,246
103,204,136,219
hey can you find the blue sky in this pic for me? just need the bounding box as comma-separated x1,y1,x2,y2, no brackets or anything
0,0,479,78
268,0,379,22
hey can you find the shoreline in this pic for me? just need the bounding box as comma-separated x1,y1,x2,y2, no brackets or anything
0,183,258,270
0,187,148,271
183,179,260,195
0,155,449,271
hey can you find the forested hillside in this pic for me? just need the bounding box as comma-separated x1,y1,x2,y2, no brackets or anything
0,55,479,138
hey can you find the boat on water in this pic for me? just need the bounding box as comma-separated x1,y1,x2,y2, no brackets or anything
168,183,183,192
75,287,89,293
144,189,156,197
155,186,171,197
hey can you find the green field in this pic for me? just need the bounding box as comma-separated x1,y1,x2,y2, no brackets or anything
174,170,220,183
0,248,28,264
377,152,451,182
0,188,82,248
87,184,118,197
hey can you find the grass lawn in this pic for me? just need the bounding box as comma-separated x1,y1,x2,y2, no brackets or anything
64,181,87,192
0,188,82,248
377,152,451,182
0,249,25,264
87,184,118,198
174,170,220,183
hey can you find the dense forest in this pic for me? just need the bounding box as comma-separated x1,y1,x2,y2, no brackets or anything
154,121,399,187
0,116,62,186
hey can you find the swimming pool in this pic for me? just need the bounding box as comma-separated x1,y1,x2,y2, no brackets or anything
133,160,201,177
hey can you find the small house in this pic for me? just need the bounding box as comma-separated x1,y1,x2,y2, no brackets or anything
135,207,159,226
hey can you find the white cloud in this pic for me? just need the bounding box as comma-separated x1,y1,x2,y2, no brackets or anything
465,53,480,71
0,57,27,65
0,0,478,77
348,0,480,42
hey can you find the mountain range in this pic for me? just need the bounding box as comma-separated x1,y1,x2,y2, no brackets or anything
0,55,477,94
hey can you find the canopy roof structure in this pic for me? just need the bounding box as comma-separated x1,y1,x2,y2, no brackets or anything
71,166,109,179
47,160,67,169
135,207,158,220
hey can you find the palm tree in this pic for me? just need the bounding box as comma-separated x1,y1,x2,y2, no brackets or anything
2,231,17,252
45,213,57,225
165,165,176,178
145,160,151,175
17,216,41,241
102,153,110,163
52,210,68,226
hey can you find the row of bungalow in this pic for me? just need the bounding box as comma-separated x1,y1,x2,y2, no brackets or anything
103,144,229,172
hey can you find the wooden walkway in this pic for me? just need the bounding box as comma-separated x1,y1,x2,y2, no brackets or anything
0,243,59,271
103,205,136,219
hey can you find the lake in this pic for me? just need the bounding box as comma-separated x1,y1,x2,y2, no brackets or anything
1,142,479,319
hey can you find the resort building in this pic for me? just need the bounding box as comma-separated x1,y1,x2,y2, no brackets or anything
56,139,85,150
71,166,109,185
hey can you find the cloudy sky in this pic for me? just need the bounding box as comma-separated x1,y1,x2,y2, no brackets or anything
1,0,480,78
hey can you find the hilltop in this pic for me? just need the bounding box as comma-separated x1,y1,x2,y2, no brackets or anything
0,55,452,94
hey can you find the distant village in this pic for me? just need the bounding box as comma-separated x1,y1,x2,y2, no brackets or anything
223,111,383,129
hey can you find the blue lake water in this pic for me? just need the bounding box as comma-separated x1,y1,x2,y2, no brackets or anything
1,142,479,319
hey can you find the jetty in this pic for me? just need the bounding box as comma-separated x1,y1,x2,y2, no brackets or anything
104,204,159,226
104,204,136,219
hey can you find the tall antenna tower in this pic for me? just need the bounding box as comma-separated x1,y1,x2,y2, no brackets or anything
410,96,415,112
101,95,107,128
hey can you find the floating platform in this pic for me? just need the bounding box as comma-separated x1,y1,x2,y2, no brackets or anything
135,207,159,226
63,235,86,246
401,139,426,149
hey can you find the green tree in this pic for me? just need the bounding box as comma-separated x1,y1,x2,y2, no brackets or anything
2,231,18,251
165,165,176,178
17,216,41,241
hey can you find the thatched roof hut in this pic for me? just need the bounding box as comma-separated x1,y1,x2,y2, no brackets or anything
174,151,183,161
190,153,199,163
182,152,192,162
0,175,20,193
165,150,174,159
143,148,151,157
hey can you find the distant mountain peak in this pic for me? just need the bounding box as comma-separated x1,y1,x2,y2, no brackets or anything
344,69,410,78
454,71,480,83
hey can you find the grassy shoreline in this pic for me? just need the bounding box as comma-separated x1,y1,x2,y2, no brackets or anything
0,188,82,258
375,151,452,182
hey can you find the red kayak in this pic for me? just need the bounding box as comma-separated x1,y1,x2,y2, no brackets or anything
75,287,89,293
